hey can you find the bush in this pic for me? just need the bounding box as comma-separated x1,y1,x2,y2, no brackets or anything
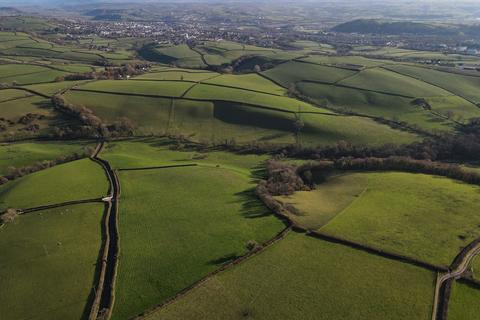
1,208,19,224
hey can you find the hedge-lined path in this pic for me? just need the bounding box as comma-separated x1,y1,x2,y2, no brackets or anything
433,238,480,320
88,142,121,320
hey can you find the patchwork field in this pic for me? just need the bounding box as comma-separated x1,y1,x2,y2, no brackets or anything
0,159,108,210
316,172,480,266
147,232,435,320
0,203,104,320
112,166,284,320
0,140,92,175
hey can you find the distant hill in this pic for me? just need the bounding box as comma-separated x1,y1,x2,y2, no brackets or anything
0,6,22,16
332,19,480,37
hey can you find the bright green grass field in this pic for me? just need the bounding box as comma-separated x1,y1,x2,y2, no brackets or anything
23,80,90,97
184,83,319,112
319,172,480,266
448,281,480,320
0,203,103,320
262,60,356,87
299,113,420,146
338,68,451,98
64,91,296,145
203,73,286,95
76,80,193,98
0,140,92,176
148,232,435,320
299,55,393,68
133,70,218,82
384,65,480,104
296,82,456,133
102,138,268,175
0,159,108,210
112,166,284,320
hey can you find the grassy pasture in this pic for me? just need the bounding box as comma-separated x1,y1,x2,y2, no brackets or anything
448,282,480,320
384,64,480,104
64,91,296,145
0,95,53,120
472,255,480,280
76,80,193,98
0,203,103,320
203,73,286,95
184,83,319,112
338,67,451,98
276,173,368,229
23,80,90,96
262,60,356,87
298,55,392,68
149,232,435,320
112,166,284,320
102,138,269,174
0,88,31,102
319,172,480,266
0,140,92,176
0,159,108,210
133,70,218,82
300,113,420,146
296,82,456,132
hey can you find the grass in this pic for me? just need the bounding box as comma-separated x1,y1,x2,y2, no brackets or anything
133,70,218,82
0,140,92,176
23,80,90,96
76,80,193,98
296,82,457,132
0,159,108,210
184,83,319,112
0,88,31,102
203,73,286,95
384,64,480,104
319,172,480,266
148,232,435,320
448,281,480,320
299,113,420,146
338,67,451,98
276,173,368,229
63,91,297,145
111,166,284,320
0,203,104,320
472,255,480,281
299,55,392,68
0,96,53,120
262,60,356,87
102,138,269,175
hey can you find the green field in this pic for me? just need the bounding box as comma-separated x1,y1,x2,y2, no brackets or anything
0,159,108,210
148,232,435,320
296,82,457,132
384,65,480,104
76,80,193,98
299,113,420,146
23,80,90,96
317,172,480,266
0,140,92,176
276,173,368,229
262,60,356,87
0,203,104,320
133,70,218,82
112,166,284,319
203,73,286,95
102,139,269,174
448,281,480,320
338,68,450,98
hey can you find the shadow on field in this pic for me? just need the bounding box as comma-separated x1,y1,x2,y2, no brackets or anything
208,253,241,266
235,188,272,219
